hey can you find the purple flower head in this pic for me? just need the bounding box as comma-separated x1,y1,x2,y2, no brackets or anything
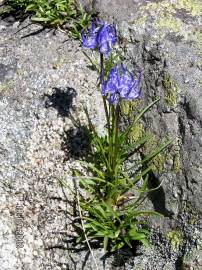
82,21,117,56
82,23,98,49
97,22,117,55
102,64,142,104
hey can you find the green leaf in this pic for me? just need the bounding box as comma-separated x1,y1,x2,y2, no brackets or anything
25,4,35,11
114,230,120,238
111,241,125,251
140,138,173,165
133,98,160,125
132,210,163,217
79,161,105,179
32,16,50,22
104,236,109,251
122,133,153,155
124,236,132,248
82,51,100,73
140,238,150,247
121,98,160,143
128,229,147,240
133,166,153,184
128,138,173,171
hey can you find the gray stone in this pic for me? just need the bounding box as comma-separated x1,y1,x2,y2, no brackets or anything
0,0,202,269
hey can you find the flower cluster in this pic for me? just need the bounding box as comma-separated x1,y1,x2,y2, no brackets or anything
102,64,141,104
82,21,117,56
82,21,142,104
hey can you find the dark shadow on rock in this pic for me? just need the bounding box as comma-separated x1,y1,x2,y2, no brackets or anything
175,256,184,270
61,125,92,160
20,26,47,38
44,87,77,117
0,1,30,23
148,172,173,218
101,243,141,269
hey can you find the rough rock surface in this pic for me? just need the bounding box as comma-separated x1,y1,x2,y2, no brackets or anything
0,0,202,269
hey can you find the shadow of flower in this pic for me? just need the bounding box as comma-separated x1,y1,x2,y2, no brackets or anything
44,87,77,117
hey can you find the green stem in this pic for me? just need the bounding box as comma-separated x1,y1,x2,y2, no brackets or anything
100,53,110,138
113,104,120,176
109,105,115,171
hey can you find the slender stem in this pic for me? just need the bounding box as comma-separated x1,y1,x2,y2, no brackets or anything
111,106,115,169
100,53,104,84
113,104,120,175
100,53,110,135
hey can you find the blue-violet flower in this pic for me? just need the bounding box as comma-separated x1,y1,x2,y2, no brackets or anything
102,64,142,104
82,21,117,56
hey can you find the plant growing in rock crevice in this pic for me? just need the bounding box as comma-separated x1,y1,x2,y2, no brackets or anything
63,20,172,256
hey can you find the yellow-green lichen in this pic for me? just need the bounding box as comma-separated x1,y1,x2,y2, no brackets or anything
140,0,202,17
139,1,175,14
131,14,147,26
121,100,145,142
175,0,202,17
192,30,202,47
190,214,199,225
156,13,183,33
122,99,180,173
163,73,180,107
167,230,184,250
0,81,13,95
132,0,201,45
143,134,168,172
197,60,202,70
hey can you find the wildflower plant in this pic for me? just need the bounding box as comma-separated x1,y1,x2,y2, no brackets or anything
68,21,172,253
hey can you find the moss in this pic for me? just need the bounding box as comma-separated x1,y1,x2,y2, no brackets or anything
163,73,180,107
121,100,132,116
121,101,145,143
150,153,167,172
172,155,182,173
184,202,200,225
121,100,143,117
129,123,144,142
167,230,184,250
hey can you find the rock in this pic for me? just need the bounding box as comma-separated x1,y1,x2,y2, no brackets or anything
0,0,202,269
84,0,202,268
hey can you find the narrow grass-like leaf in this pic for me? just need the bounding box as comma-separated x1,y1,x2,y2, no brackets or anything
128,138,173,172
